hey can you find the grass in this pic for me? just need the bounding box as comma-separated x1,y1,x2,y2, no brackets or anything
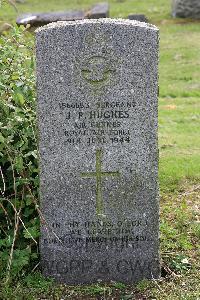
0,0,171,23
159,24,200,98
0,0,200,299
159,97,200,192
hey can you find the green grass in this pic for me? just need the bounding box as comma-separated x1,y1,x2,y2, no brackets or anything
0,0,200,299
159,24,200,98
159,96,200,192
0,0,171,23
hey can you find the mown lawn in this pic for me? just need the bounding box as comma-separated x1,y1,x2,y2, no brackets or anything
0,0,199,299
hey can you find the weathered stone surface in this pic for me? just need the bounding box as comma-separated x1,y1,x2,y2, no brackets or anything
172,0,200,18
128,14,148,23
16,3,109,27
36,19,160,284
16,11,84,26
86,2,109,19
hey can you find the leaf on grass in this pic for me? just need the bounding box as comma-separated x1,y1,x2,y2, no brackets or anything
163,105,177,110
0,133,5,143
24,150,38,159
23,226,40,239
15,156,23,171
16,93,25,105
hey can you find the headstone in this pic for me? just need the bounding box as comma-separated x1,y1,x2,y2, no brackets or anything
128,14,148,23
86,2,109,19
172,0,200,19
16,11,84,26
36,19,160,284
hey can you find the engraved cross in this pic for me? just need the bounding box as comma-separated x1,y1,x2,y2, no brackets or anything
81,149,120,215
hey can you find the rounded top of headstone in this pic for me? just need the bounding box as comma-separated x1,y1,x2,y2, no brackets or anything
35,18,158,33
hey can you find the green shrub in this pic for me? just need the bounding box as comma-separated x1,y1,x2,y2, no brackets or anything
0,26,39,281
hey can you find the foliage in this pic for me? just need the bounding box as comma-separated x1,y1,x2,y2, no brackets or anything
170,255,191,273
160,198,194,252
23,271,53,291
0,26,39,281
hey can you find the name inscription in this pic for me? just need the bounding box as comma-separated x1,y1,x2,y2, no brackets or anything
58,100,136,146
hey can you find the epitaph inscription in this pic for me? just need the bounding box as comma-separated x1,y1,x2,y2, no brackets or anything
36,19,160,284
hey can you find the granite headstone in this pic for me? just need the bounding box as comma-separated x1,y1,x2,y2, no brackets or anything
36,19,160,284
16,10,84,26
172,0,200,19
